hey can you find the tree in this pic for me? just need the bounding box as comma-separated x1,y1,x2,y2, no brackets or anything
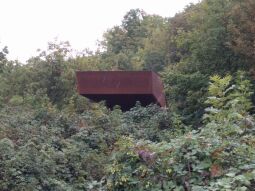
26,40,76,107
0,46,9,73
227,0,255,76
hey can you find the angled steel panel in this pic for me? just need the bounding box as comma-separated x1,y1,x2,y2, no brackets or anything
76,71,166,110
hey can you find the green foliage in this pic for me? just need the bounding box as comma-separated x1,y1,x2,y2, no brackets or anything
143,50,165,71
1,1,255,190
9,95,24,106
162,69,208,125
122,103,185,141
106,72,255,190
0,100,184,190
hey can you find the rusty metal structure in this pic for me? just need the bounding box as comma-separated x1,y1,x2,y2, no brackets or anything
76,71,166,110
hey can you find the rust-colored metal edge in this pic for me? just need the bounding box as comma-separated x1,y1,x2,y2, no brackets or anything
76,71,166,109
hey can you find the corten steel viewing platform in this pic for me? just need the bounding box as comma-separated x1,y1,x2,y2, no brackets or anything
76,71,166,111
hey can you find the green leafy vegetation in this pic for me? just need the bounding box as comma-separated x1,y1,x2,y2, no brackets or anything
1,0,255,190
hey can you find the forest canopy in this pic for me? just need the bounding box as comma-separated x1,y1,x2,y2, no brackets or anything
1,0,255,190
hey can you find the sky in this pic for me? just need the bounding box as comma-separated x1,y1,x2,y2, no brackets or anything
0,0,200,62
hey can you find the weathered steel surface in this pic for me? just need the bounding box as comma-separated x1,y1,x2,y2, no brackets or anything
76,71,166,110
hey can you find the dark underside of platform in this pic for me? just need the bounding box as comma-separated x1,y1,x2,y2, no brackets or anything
83,94,157,111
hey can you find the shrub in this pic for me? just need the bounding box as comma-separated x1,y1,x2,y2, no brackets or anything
9,95,23,106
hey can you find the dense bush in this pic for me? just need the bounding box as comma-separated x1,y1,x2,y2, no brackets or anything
1,0,255,190
106,72,255,191
0,100,181,190
0,72,254,190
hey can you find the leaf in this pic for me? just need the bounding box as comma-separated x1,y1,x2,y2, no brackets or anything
226,172,236,177
224,85,236,95
195,160,212,170
210,164,223,177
